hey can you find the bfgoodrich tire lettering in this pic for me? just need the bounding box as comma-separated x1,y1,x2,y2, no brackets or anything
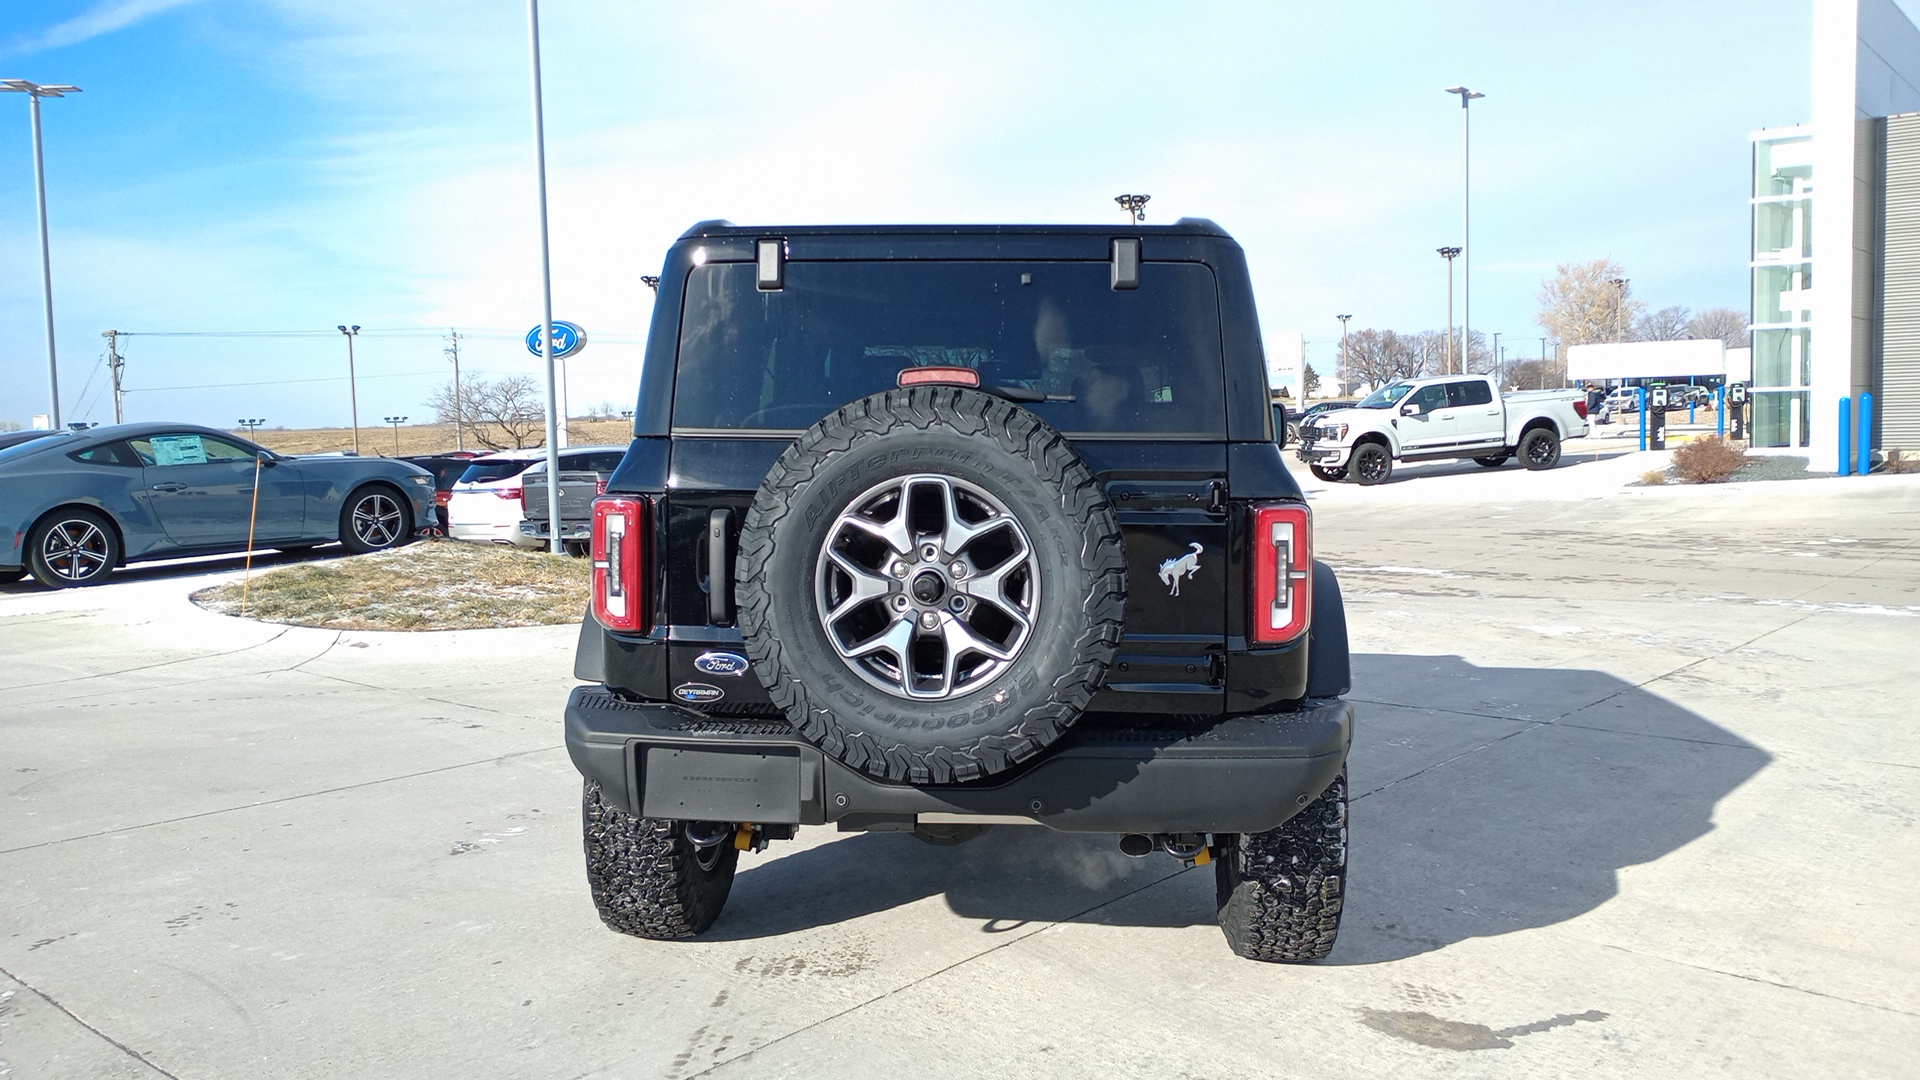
736,386,1127,785
1216,768,1347,962
582,780,737,938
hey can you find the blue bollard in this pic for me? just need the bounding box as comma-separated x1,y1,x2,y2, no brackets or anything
1839,397,1852,476
1689,400,1696,423
1638,387,1648,450
1716,387,1725,437
1860,392,1874,475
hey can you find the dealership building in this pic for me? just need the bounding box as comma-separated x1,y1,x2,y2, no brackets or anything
1756,0,1920,465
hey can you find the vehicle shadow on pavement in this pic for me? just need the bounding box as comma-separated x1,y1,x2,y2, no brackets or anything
1361,447,1639,484
712,653,1768,955
0,544,349,594
1330,652,1771,965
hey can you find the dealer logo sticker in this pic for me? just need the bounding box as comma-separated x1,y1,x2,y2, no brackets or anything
673,683,725,704
694,651,751,677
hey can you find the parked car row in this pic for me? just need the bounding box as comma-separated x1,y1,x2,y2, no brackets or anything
444,445,626,553
0,423,437,588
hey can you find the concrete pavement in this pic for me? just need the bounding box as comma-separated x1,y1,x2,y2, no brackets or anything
2,473,1917,1079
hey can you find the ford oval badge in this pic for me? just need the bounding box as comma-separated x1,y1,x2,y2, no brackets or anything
694,651,750,677
525,320,587,360
673,683,725,704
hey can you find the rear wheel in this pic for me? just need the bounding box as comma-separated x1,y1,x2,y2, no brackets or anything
1216,769,1348,962
1351,443,1392,486
1309,463,1348,483
26,508,120,589
1519,427,1562,470
582,780,738,939
1474,454,1510,468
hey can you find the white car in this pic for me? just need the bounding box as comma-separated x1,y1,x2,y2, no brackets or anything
445,446,628,546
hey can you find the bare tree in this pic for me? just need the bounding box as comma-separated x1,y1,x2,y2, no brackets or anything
1340,328,1427,391
428,374,545,450
1537,258,1643,347
1634,305,1692,341
1686,307,1750,348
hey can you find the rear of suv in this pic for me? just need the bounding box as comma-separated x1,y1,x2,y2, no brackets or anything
566,220,1355,961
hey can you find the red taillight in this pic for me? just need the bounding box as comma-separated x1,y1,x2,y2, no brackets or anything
1573,400,1589,419
435,491,451,508
1249,503,1312,646
596,479,607,496
592,496,650,633
498,486,523,501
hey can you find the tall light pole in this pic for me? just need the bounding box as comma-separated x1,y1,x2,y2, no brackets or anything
337,325,362,455
1437,246,1461,372
384,415,408,456
1610,278,1630,342
527,0,563,553
1336,314,1353,397
1445,86,1483,381
2,79,81,429
1114,194,1150,224
443,330,464,453
1540,336,1549,389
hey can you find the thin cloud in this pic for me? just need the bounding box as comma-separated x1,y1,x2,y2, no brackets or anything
2,0,204,57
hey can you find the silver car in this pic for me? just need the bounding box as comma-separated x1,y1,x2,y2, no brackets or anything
0,422,436,589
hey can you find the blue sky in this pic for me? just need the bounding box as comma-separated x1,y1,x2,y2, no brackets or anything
0,1,1843,430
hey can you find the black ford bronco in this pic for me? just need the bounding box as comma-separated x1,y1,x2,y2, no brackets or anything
565,219,1354,961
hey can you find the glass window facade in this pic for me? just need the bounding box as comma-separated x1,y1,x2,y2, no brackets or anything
1752,129,1815,449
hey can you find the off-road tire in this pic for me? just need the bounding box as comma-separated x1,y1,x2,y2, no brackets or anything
1216,768,1347,962
582,780,737,939
1519,427,1562,471
1309,463,1348,483
1351,443,1392,486
737,386,1126,785
1474,454,1510,468
26,507,120,589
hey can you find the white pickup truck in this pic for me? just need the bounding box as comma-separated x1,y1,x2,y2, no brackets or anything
1294,374,1590,485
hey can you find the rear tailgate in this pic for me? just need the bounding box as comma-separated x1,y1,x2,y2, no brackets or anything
521,471,603,524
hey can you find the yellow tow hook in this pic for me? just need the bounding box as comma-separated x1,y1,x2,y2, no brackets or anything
734,824,760,852
1193,846,1213,867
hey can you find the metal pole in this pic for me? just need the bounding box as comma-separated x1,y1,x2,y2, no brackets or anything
104,330,124,423
528,0,563,554
340,326,362,455
1446,258,1456,372
446,329,464,453
1461,96,1471,381
28,93,60,428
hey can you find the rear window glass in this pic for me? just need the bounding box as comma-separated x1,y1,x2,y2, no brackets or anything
1447,380,1494,407
672,260,1226,435
458,460,534,484
0,432,72,463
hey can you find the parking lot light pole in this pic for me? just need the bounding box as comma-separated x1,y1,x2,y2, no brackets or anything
1445,86,1483,381
1610,278,1630,341
3,79,81,429
384,415,407,456
337,325,362,454
527,0,563,553
238,418,265,437
1114,194,1150,224
1336,314,1352,397
1437,247,1461,372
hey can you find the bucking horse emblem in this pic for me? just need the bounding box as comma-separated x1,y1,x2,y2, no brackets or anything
1158,543,1204,597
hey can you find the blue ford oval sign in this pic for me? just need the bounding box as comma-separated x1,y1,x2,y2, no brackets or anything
694,651,751,677
526,321,586,360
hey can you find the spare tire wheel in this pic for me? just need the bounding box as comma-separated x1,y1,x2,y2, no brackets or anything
736,387,1127,785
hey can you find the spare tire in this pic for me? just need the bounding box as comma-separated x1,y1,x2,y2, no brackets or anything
736,386,1126,785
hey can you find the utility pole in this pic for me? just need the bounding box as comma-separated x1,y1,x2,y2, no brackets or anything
103,329,125,423
444,329,464,452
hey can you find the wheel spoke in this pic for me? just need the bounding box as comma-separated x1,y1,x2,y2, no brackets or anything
840,512,914,557
938,611,1016,663
824,549,892,619
839,615,915,669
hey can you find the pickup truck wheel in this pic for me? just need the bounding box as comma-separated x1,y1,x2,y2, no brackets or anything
1351,443,1392,485
1216,769,1347,962
1474,454,1510,468
1519,427,1562,470
582,780,737,939
738,386,1127,785
1308,464,1348,482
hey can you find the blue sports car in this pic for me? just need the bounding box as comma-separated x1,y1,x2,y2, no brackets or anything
0,422,437,588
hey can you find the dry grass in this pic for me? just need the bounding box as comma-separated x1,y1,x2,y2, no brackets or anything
1882,449,1920,475
1670,436,1751,484
194,540,588,631
1639,468,1670,486
243,419,633,458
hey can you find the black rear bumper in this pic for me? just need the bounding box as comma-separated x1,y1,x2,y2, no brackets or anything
564,686,1353,835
